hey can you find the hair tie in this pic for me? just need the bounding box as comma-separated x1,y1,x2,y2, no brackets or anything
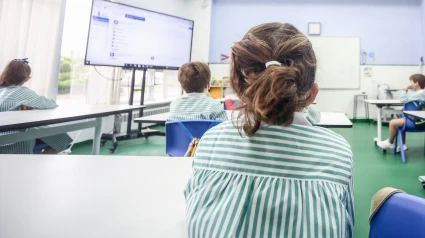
13,58,29,64
265,61,281,68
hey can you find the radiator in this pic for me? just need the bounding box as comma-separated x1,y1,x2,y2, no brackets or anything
117,106,169,132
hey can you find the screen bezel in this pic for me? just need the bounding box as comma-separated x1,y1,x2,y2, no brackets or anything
84,0,194,69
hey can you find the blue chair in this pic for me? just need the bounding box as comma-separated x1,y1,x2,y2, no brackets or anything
165,120,223,157
393,100,425,163
33,143,50,154
369,193,425,238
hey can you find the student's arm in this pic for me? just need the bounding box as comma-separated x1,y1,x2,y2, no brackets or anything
400,90,410,103
400,90,423,103
305,105,321,124
17,86,58,109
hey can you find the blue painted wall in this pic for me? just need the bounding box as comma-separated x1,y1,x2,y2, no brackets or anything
210,0,423,65
421,0,425,61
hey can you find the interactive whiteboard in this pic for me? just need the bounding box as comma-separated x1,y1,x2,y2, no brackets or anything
309,37,360,89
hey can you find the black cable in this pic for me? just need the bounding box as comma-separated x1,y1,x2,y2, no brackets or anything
94,66,123,81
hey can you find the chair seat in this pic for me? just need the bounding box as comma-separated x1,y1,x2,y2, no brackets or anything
369,193,425,238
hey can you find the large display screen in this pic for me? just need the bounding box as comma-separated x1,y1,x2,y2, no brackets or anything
85,0,194,69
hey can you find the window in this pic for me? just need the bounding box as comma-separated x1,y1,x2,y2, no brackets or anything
119,69,182,104
57,0,91,103
59,0,182,105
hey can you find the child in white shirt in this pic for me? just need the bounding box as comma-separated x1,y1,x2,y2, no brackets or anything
377,74,425,151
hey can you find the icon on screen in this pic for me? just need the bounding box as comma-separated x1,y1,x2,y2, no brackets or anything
151,56,154,60
114,20,118,24
110,53,114,57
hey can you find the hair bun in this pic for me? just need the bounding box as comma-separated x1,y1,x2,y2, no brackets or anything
230,22,316,136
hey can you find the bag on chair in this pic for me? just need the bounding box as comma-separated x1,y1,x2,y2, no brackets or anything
184,137,199,157
412,101,425,129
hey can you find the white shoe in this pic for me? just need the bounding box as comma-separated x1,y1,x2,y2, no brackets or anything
396,144,408,153
377,139,395,149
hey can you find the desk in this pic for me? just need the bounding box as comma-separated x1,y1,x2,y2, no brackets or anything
0,105,144,155
403,111,425,189
0,155,192,238
135,111,352,128
315,112,353,128
365,99,403,142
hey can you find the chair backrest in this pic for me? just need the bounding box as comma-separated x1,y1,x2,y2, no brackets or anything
33,143,50,154
165,120,223,157
402,100,425,131
369,193,425,238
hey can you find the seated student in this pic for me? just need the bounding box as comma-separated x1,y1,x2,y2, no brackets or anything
184,23,354,237
377,74,425,151
0,59,73,154
168,62,228,121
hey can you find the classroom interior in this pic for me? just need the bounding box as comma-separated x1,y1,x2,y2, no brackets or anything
1,0,425,237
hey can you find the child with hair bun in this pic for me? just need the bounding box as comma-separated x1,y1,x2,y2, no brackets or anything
184,23,354,238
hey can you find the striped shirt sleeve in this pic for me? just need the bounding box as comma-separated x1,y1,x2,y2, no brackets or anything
17,86,58,109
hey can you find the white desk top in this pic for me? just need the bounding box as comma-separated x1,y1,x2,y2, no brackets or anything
403,111,425,119
365,99,403,105
0,104,144,132
135,111,352,128
0,155,192,238
315,112,352,128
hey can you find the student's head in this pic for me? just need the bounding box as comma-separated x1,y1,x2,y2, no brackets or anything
178,62,211,93
409,74,425,90
0,60,31,87
230,22,318,136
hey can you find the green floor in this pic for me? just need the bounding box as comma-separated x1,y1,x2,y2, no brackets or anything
71,123,425,238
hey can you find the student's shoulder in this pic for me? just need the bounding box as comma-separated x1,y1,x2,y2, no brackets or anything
17,86,36,94
206,97,223,106
204,120,235,134
292,124,351,151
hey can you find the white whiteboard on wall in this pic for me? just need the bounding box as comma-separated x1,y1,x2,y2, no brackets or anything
309,37,360,89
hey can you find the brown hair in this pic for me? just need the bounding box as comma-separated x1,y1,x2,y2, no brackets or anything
178,62,211,93
0,61,31,87
230,22,317,136
410,74,425,89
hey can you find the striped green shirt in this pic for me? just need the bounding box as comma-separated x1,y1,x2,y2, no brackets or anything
0,86,72,154
185,113,354,238
168,93,228,121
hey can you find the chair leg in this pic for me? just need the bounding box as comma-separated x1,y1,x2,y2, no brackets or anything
399,130,406,163
394,131,398,154
353,96,357,122
365,96,370,124
423,134,425,155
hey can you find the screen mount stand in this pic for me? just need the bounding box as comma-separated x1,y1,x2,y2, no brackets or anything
100,67,164,153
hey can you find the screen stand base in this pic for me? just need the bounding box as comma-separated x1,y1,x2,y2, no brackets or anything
100,67,163,154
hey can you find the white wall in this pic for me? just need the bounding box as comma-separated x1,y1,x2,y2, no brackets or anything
422,0,425,62
184,0,213,62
